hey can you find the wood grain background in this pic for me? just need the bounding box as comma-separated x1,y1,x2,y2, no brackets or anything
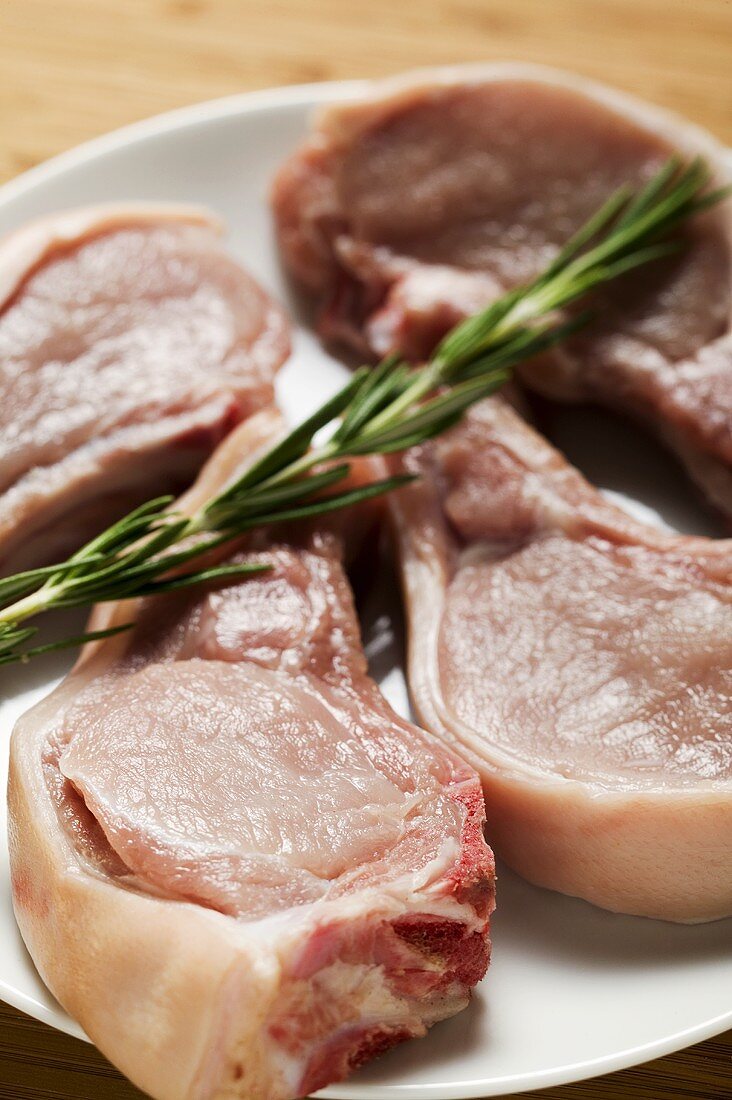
0,0,730,1096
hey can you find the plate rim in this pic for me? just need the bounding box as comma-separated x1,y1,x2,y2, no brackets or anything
0,78,367,209
0,76,730,1099
322,1008,732,1098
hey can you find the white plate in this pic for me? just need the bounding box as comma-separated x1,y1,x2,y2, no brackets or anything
0,81,731,1100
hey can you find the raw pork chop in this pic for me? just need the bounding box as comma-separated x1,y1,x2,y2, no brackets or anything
385,396,732,922
9,411,495,1100
272,64,732,515
0,204,289,572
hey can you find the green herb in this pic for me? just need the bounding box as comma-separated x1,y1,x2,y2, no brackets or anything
0,157,725,665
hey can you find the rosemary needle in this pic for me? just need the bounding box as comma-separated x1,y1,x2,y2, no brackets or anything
0,156,726,666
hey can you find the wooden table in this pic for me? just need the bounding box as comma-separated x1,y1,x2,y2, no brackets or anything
0,1,730,1096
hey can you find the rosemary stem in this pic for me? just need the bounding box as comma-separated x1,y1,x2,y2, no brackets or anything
258,438,341,487
0,155,724,667
354,365,439,438
0,585,61,626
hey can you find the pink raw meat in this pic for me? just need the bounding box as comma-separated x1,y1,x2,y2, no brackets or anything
272,64,732,515
385,396,732,922
9,411,495,1100
0,204,289,572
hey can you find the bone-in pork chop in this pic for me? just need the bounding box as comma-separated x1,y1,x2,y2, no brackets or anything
9,412,495,1100
0,204,289,572
272,65,732,515
384,396,732,922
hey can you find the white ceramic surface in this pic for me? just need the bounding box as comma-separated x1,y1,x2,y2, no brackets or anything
0,82,730,1099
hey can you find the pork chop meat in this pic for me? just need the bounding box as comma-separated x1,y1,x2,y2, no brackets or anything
386,396,732,922
272,65,732,514
9,413,495,1100
0,205,289,572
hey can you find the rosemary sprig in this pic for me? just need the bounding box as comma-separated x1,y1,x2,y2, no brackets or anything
0,156,725,666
